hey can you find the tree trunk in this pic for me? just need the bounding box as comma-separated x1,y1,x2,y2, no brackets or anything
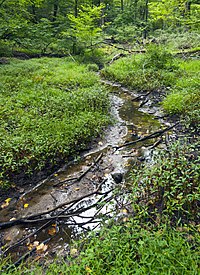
72,0,78,55
143,0,149,39
52,1,59,22
121,0,124,12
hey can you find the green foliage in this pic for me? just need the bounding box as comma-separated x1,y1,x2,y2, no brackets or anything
1,222,199,274
102,46,179,91
163,59,200,130
68,4,104,50
141,45,178,70
130,140,200,225
149,0,200,29
154,30,200,51
0,58,111,186
87,63,99,72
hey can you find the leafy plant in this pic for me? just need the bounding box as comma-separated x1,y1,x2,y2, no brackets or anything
130,140,200,225
0,58,111,187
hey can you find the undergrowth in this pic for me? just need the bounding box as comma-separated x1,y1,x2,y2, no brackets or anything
130,140,200,226
101,45,180,91
1,223,199,275
0,58,111,187
1,139,199,274
102,46,200,130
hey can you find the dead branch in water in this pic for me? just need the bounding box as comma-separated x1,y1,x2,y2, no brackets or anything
53,153,103,187
0,179,108,230
115,122,179,150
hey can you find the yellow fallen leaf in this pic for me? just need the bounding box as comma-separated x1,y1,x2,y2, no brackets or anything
5,198,11,203
24,203,29,208
121,209,128,214
33,241,39,247
54,173,58,177
1,198,12,209
1,202,9,209
48,227,57,236
36,243,48,253
28,244,33,250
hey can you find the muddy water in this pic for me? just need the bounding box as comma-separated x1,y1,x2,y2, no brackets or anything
0,88,161,262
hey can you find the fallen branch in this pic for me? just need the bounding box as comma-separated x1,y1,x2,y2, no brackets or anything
77,153,103,181
53,153,103,187
115,122,179,150
147,137,163,150
0,179,107,230
132,90,152,102
2,220,52,256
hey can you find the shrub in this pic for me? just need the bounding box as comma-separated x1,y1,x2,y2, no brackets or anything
130,140,200,225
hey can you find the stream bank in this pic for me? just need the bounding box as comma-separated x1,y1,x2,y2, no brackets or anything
0,81,178,264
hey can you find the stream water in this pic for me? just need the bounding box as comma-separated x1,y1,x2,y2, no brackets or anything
0,85,162,262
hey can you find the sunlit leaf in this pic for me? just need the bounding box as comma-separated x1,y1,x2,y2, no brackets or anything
48,227,57,236
5,198,11,203
85,266,92,273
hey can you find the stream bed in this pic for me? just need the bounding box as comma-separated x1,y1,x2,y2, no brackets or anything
0,85,164,263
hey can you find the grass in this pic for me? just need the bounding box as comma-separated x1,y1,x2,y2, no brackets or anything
0,58,111,187
101,46,180,91
1,139,199,274
1,222,199,274
1,47,199,274
102,46,200,130
162,59,200,131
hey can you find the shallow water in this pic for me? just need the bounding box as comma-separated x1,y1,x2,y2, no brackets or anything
0,86,162,262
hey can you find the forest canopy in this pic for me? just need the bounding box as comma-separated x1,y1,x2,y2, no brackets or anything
0,0,200,56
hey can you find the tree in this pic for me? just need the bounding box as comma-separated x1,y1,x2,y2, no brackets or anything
68,4,104,52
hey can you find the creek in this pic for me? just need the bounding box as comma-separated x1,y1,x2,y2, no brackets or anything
0,83,165,263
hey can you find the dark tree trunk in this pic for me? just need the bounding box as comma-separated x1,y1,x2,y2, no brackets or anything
121,0,124,12
52,1,59,22
143,0,149,39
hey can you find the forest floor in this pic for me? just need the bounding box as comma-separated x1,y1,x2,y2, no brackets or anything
0,47,199,274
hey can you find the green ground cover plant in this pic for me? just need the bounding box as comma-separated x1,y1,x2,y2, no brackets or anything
162,59,200,131
0,58,111,187
102,46,200,130
101,46,180,91
1,139,199,274
130,140,200,226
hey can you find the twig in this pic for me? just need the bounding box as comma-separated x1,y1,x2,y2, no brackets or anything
53,153,103,187
147,137,163,150
115,123,179,150
131,90,152,101
0,179,107,230
2,220,52,256
76,153,103,181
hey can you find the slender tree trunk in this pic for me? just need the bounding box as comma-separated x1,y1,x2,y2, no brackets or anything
74,0,78,17
185,1,191,15
143,0,149,39
52,1,59,22
72,0,78,54
31,4,37,23
134,0,138,22
121,0,124,12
